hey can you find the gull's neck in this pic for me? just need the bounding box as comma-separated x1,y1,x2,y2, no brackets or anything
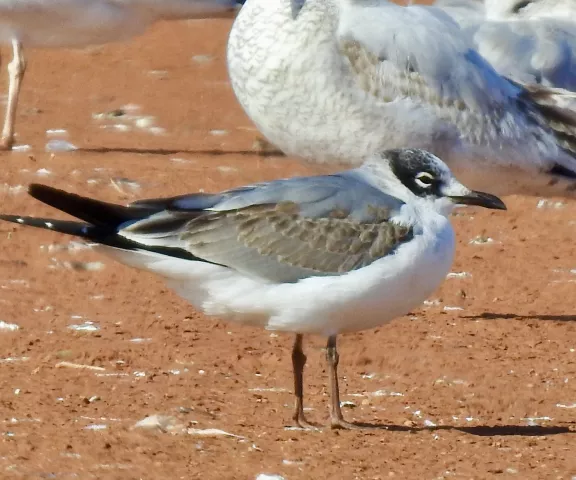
355,161,456,221
239,0,341,29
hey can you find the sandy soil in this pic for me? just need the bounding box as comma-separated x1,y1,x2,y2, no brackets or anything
0,14,574,480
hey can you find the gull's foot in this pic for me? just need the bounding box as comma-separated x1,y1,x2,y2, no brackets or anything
292,414,320,431
329,417,368,430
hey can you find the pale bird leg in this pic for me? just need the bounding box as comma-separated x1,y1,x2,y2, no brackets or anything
1,40,26,150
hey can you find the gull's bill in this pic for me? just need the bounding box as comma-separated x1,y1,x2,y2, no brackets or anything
440,181,508,210
447,190,507,210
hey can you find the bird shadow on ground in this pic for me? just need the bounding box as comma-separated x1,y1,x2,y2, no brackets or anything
333,423,575,436
76,147,286,157
462,312,576,322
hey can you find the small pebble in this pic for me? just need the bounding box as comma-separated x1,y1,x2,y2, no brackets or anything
45,140,77,152
84,424,107,431
68,321,100,332
186,428,245,439
446,272,471,279
0,321,19,331
46,129,68,137
135,117,155,129
191,55,214,64
469,236,495,245
12,145,31,152
134,414,184,433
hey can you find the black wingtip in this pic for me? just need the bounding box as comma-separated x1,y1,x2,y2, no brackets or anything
25,183,157,228
28,183,68,203
550,163,576,180
0,214,93,236
0,214,26,225
29,183,53,193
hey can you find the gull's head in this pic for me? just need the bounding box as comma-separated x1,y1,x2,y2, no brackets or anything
364,149,507,216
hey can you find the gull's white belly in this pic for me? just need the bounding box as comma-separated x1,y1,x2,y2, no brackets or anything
143,216,456,337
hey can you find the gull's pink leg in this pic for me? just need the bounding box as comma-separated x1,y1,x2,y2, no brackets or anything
1,40,26,150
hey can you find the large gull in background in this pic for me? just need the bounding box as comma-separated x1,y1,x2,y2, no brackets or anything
228,0,576,199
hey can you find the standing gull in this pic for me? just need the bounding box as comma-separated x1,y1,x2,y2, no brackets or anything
0,0,242,150
228,0,576,198
435,0,576,89
0,148,506,429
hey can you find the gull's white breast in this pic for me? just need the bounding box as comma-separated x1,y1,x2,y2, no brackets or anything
228,0,405,163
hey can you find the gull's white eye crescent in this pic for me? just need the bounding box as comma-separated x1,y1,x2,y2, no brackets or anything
415,172,435,188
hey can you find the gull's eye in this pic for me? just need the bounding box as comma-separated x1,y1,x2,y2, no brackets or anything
415,172,435,188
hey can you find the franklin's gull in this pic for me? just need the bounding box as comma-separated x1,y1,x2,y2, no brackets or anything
0,0,242,150
0,148,506,429
227,0,576,198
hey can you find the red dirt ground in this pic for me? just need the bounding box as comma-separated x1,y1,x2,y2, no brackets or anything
0,14,575,480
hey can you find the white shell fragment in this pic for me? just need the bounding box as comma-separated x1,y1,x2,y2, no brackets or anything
0,321,19,331
186,428,246,439
133,414,185,434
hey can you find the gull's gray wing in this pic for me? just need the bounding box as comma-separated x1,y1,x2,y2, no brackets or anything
122,172,413,283
466,19,576,90
336,0,522,116
433,0,576,90
336,0,576,173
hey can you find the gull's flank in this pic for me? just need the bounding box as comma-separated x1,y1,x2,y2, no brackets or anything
0,148,506,429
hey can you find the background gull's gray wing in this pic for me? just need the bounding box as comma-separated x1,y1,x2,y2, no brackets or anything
124,172,413,283
336,0,576,175
432,0,485,29
336,0,521,116
434,0,576,90
465,19,576,90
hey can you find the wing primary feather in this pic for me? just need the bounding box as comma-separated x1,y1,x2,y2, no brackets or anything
28,183,158,228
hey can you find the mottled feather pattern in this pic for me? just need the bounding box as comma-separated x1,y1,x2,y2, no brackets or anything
342,37,576,157
181,201,413,277
517,82,576,155
339,39,461,109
